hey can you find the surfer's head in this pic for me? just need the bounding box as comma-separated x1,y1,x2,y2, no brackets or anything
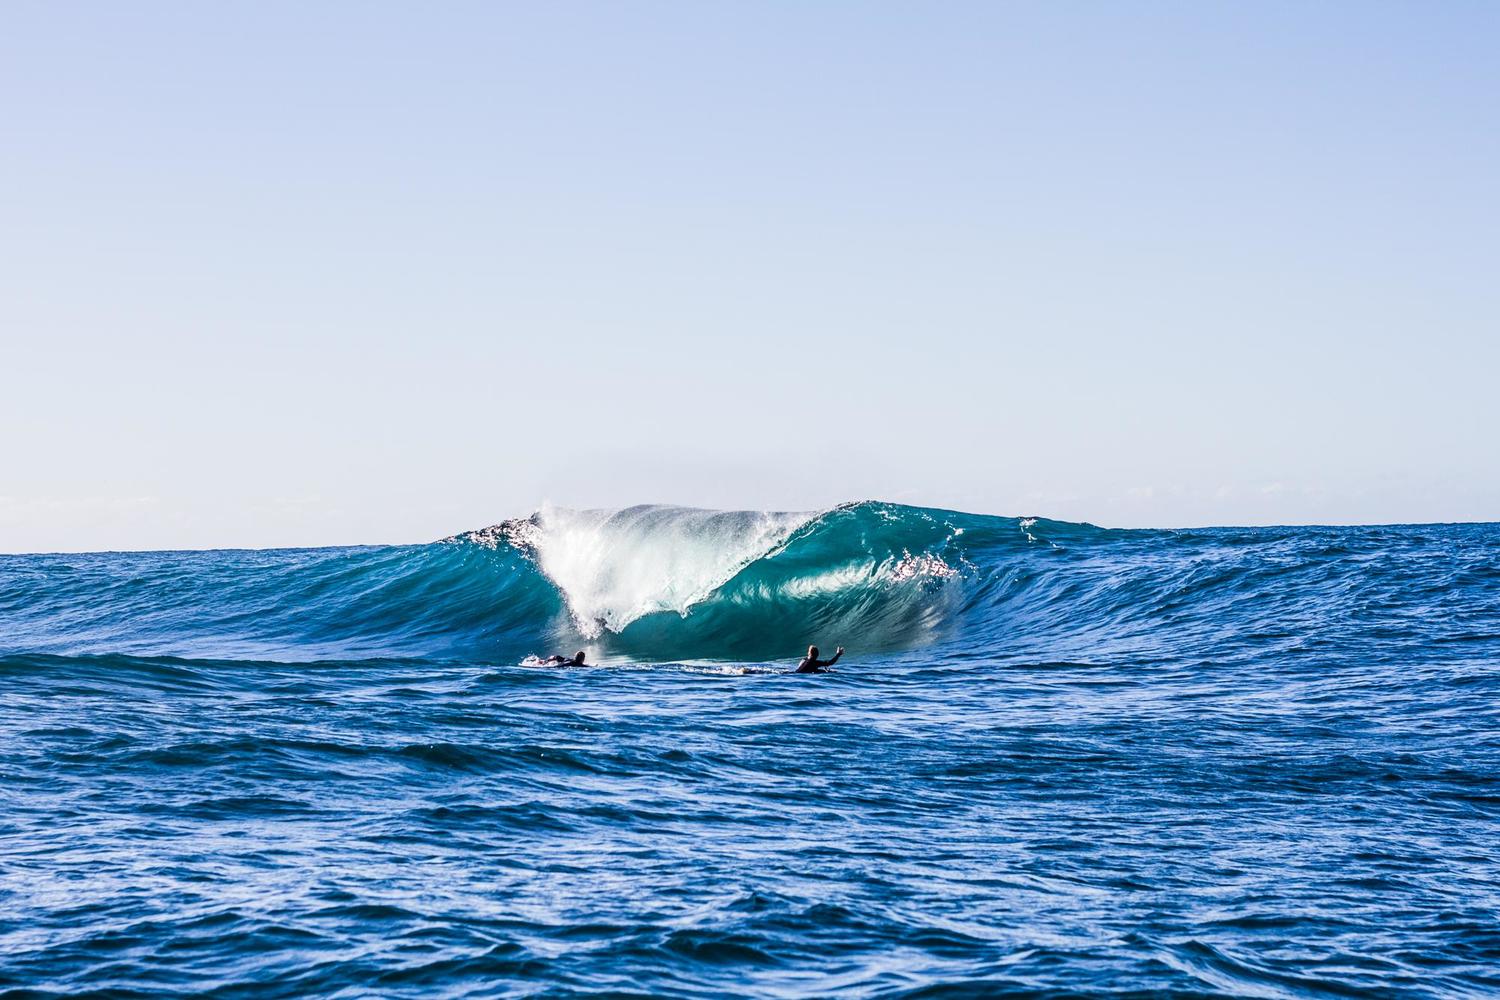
572,650,586,666
807,645,818,659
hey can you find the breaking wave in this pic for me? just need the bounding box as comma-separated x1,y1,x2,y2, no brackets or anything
0,502,1057,662
5,501,1487,665
450,501,1000,658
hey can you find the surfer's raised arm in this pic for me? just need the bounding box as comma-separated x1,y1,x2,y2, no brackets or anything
795,645,844,673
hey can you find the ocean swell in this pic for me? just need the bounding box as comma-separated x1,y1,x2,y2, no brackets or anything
9,502,1487,669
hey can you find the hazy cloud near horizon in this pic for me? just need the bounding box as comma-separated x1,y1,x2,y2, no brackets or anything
3,2,1496,551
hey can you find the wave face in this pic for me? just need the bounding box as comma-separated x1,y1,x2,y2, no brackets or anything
458,502,997,659
5,501,1040,663
483,503,819,639
4,504,1500,998
0,538,560,662
5,501,1497,666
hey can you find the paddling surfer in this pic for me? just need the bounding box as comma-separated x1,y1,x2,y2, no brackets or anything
540,650,587,667
795,645,843,673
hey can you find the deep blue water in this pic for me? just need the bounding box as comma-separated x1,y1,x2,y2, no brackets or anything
2,503,1499,998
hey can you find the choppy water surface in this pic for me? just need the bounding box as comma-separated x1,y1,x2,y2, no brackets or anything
2,504,1498,997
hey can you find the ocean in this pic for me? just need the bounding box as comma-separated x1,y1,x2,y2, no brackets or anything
2,502,1497,998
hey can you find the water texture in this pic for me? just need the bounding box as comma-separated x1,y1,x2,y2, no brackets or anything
2,502,1498,998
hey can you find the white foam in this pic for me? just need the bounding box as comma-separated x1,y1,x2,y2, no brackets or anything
519,504,816,638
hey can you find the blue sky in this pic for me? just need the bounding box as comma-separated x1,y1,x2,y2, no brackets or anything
3,2,1496,550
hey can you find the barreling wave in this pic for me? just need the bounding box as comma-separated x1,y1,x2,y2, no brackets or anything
4,502,1491,665
452,502,1015,659
0,502,1047,662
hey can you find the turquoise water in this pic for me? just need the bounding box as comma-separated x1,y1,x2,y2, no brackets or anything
2,503,1498,997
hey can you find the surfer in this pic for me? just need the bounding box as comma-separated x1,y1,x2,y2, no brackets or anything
795,645,843,673
540,650,587,667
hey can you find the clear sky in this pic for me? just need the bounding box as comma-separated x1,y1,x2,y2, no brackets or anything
3,2,1496,551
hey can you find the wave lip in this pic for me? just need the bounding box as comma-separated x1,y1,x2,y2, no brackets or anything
470,504,817,639
450,501,983,659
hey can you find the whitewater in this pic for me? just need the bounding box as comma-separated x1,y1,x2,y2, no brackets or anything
2,502,1498,998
